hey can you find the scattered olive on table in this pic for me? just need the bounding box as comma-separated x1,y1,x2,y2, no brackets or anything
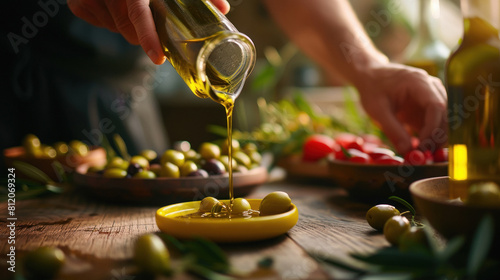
398,227,430,252
366,204,401,231
23,246,66,279
134,233,171,276
383,215,411,246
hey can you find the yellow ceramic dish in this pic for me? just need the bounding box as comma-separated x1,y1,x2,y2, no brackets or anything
156,199,299,243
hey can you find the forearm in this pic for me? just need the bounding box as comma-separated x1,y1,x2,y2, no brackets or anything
263,0,388,88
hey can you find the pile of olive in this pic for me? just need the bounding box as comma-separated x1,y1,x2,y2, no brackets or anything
22,134,90,159
92,140,262,179
199,191,292,217
366,204,429,249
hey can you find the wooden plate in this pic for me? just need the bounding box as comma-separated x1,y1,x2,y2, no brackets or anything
329,159,448,201
73,165,268,205
3,146,106,182
410,176,500,247
156,199,299,243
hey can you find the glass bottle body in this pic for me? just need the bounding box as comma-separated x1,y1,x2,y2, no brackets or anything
446,0,500,199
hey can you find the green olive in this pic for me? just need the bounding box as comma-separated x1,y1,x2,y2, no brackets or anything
40,145,57,159
233,151,252,169
140,149,158,162
87,166,105,174
180,160,198,177
259,191,292,216
199,142,221,160
383,216,410,246
398,227,430,251
133,170,156,179
232,198,251,214
467,182,500,208
161,150,185,167
366,204,401,231
107,157,129,170
23,134,42,157
130,155,150,170
219,155,238,172
247,150,262,165
242,142,258,154
160,162,180,178
69,140,89,156
134,234,170,275
221,139,240,155
103,168,128,178
23,246,65,279
199,197,220,212
53,142,69,156
183,149,200,162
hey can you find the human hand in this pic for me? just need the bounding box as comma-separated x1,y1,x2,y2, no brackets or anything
354,63,447,155
67,0,230,65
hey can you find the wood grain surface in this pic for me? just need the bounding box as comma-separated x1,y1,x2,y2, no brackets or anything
0,180,388,280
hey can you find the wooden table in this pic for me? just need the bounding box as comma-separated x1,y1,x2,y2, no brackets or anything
0,176,388,280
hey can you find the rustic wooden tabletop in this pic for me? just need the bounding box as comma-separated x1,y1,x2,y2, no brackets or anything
0,176,389,280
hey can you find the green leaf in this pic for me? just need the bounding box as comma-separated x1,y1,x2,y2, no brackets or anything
51,161,68,183
186,263,234,280
292,92,317,119
113,134,130,161
207,125,229,138
437,235,465,262
341,146,352,159
467,215,494,277
351,247,435,269
311,253,369,274
157,233,187,254
184,238,229,273
388,196,416,216
251,63,277,91
12,161,53,184
101,134,116,163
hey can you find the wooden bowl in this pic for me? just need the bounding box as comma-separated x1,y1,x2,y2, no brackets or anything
329,159,448,201
73,165,268,205
410,177,500,244
3,146,106,182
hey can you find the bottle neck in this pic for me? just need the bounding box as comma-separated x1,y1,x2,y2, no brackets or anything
417,0,441,42
460,0,500,36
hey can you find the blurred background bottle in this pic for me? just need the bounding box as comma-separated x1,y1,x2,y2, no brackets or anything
446,0,500,199
403,0,450,81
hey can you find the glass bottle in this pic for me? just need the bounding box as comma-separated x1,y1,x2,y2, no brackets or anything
150,0,256,104
446,0,500,199
404,0,450,81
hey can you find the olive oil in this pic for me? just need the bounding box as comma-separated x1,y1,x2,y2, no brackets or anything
446,15,500,199
151,0,256,210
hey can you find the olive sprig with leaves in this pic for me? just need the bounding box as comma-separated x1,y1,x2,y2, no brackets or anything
313,197,499,280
